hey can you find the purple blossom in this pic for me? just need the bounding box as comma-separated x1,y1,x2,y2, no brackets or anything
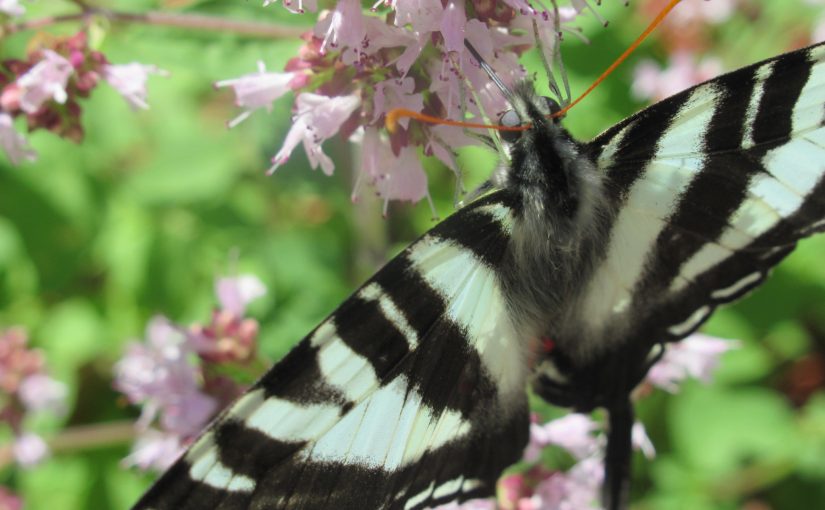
665,0,735,26
122,428,185,472
188,274,266,363
215,274,267,316
0,0,25,17
102,62,168,110
355,127,431,215
524,413,599,462
223,2,591,206
440,1,467,53
215,62,298,128
632,422,656,460
269,92,361,175
372,77,423,130
0,486,22,510
17,373,68,415
317,0,366,63
0,113,37,165
632,51,723,102
647,333,740,392
114,316,217,438
265,0,318,14
15,50,74,113
532,457,603,510
13,432,49,467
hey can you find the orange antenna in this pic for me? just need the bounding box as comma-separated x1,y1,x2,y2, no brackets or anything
385,108,527,134
553,0,683,118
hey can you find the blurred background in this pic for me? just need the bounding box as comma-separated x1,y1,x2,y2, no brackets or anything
1,0,825,509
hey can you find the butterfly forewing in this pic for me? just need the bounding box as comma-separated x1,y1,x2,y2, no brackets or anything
583,42,825,348
131,192,530,510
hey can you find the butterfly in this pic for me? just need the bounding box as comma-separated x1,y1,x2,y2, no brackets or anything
131,39,825,510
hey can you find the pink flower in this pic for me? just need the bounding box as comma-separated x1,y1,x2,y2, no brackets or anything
229,1,591,206
440,1,467,53
0,113,37,165
18,373,68,415
632,51,723,102
666,0,735,26
270,92,361,175
114,316,217,437
632,422,656,459
103,62,168,110
13,432,49,467
524,413,599,462
394,0,445,33
0,486,23,510
187,274,266,363
0,327,45,396
812,13,825,43
372,77,423,129
355,127,431,215
216,274,267,316
316,0,366,63
122,428,185,472
215,62,297,128
265,0,317,14
647,333,740,393
16,50,74,113
0,0,25,17
532,457,603,510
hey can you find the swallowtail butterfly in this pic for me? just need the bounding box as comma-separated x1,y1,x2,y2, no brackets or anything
132,40,825,510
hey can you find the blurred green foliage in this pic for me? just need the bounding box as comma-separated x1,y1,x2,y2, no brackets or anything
1,1,825,509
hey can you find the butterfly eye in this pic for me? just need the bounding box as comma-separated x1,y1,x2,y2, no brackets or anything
542,97,562,118
499,109,522,143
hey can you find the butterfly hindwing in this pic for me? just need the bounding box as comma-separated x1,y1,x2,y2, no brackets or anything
131,192,530,510
583,41,825,348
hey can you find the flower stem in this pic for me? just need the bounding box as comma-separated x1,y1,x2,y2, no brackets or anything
0,420,136,469
2,8,307,39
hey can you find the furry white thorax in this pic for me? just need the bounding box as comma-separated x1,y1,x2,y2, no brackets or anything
490,87,616,364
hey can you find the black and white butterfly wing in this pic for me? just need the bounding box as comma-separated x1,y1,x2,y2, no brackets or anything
569,42,825,508
131,193,529,510
582,41,825,353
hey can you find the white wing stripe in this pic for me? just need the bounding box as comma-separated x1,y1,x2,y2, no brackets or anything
583,86,719,333
316,330,380,403
742,61,774,150
473,203,514,232
239,389,342,442
711,272,762,300
359,283,419,349
187,432,256,493
307,375,471,470
407,237,526,398
667,305,711,336
792,45,825,134
432,476,464,499
405,482,434,510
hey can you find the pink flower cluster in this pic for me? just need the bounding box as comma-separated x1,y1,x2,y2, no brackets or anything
0,31,165,165
631,0,736,102
218,1,593,213
114,274,266,471
0,486,22,510
0,0,25,18
0,327,68,468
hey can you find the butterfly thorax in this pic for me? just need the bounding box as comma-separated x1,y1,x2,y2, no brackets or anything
488,86,646,413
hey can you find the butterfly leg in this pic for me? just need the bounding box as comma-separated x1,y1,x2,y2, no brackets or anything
603,395,633,510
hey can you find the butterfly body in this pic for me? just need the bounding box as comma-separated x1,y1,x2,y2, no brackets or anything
133,42,825,510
